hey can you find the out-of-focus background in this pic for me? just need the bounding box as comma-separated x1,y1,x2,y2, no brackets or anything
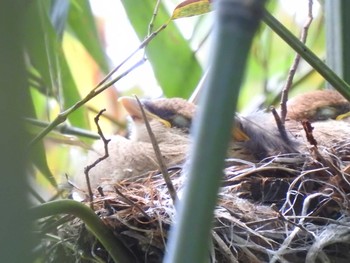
27,0,324,194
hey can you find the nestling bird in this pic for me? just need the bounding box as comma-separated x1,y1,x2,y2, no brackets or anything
75,90,350,191
286,89,350,121
75,97,194,190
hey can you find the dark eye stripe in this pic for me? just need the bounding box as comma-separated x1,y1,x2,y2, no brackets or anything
172,115,191,129
142,98,195,132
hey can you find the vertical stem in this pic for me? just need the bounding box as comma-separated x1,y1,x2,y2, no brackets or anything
164,0,265,262
325,0,350,86
0,1,33,262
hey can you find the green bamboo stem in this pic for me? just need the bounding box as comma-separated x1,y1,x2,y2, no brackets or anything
25,117,100,139
0,1,33,262
325,0,350,86
28,59,145,147
164,0,266,262
30,200,135,263
263,10,350,100
28,23,169,147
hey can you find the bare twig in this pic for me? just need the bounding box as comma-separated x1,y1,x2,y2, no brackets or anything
84,109,111,209
86,106,127,130
24,117,99,140
29,58,145,147
134,96,178,205
114,186,152,221
29,22,169,147
212,230,238,263
96,187,116,216
301,120,317,147
270,106,289,143
271,204,310,233
280,0,314,123
148,0,161,36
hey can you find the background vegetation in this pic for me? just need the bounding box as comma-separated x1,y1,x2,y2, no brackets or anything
26,0,327,193
1,0,348,262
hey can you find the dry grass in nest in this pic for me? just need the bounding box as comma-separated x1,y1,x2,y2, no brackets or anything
44,140,350,263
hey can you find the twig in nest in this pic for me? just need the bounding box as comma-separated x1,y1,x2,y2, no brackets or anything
271,204,309,233
212,230,238,263
97,186,115,216
280,0,314,123
134,95,178,205
270,106,289,143
301,120,317,147
84,109,111,209
114,186,151,221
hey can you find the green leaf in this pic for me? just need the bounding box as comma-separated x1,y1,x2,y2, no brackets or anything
24,0,89,129
121,0,203,98
58,47,90,129
68,0,109,73
29,89,58,188
24,1,59,98
49,0,70,41
30,139,58,188
171,0,212,20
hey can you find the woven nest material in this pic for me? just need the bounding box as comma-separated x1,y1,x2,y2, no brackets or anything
50,140,350,263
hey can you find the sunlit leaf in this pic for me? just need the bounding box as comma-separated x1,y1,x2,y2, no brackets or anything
68,0,109,73
121,0,203,98
24,0,89,130
24,1,59,98
171,0,212,20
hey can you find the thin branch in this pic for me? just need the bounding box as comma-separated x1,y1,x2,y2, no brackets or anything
29,58,145,147
84,109,111,209
280,0,314,123
29,22,169,147
270,106,289,143
114,186,152,221
134,96,178,205
86,105,127,130
30,200,135,263
301,120,317,148
24,117,99,140
263,9,350,100
148,0,162,36
94,23,166,91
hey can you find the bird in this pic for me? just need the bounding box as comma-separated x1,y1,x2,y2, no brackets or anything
74,90,350,191
237,90,350,157
285,89,350,121
74,97,194,191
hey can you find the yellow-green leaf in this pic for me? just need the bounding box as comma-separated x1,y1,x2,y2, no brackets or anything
171,0,212,20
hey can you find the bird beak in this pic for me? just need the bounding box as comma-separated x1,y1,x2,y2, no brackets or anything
118,96,171,127
119,96,249,140
232,125,250,142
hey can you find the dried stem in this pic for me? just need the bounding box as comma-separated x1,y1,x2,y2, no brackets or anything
134,96,178,205
29,22,169,147
280,0,314,123
270,106,289,143
84,109,111,209
114,186,152,221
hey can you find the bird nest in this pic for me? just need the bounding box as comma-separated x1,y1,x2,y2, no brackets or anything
47,140,350,263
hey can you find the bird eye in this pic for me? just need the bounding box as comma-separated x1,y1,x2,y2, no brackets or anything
160,119,171,128
172,115,191,129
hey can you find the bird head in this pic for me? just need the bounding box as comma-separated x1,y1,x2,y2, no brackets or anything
286,90,350,121
118,97,195,144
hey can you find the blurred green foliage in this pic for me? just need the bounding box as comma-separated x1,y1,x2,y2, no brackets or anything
16,0,339,261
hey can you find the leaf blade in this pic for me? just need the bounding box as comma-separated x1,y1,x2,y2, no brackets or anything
121,0,203,98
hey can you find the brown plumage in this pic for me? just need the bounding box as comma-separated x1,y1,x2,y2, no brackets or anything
286,90,350,121
75,97,192,190
75,90,350,191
